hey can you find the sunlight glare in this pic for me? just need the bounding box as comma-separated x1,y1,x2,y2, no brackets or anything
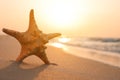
51,43,64,48
58,37,71,43
39,0,88,28
47,3,77,26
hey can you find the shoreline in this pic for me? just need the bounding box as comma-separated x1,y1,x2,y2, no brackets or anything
49,42,120,68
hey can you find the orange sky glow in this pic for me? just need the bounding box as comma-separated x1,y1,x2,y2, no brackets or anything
0,0,120,38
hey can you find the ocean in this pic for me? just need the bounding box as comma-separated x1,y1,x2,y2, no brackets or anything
49,37,120,67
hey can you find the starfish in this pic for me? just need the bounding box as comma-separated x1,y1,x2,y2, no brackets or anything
2,9,61,64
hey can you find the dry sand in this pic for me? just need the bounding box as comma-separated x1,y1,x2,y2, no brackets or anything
0,35,120,80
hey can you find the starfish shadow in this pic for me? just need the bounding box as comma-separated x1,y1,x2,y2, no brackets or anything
0,61,49,80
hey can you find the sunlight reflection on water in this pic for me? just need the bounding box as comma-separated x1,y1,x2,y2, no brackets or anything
48,37,70,49
50,43,64,48
58,37,71,43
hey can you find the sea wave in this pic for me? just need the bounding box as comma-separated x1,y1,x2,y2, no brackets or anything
56,37,120,54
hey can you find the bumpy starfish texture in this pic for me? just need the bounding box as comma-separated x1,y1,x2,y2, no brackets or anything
2,9,61,64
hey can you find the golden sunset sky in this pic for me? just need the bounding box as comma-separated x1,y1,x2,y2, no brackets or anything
0,0,120,38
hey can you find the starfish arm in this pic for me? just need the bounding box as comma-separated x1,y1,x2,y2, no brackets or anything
46,33,61,40
2,28,22,39
16,46,30,63
27,9,40,32
36,51,50,64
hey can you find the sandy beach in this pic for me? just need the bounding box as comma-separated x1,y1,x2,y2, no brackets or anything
0,36,120,80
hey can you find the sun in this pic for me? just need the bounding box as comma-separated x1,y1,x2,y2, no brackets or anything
39,0,81,27
47,3,77,26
